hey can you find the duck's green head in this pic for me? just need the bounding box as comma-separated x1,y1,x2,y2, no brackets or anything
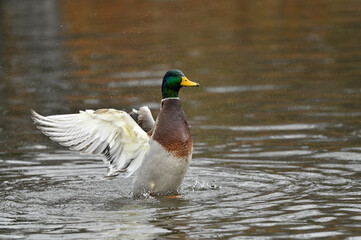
161,69,199,99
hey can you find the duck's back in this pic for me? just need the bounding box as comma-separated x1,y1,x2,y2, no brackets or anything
133,98,193,196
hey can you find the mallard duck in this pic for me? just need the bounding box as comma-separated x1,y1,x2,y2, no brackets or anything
31,69,199,197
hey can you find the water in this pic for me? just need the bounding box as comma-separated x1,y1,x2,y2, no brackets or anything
1,0,361,239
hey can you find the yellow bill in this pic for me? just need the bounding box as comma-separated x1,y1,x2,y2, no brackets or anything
180,77,199,87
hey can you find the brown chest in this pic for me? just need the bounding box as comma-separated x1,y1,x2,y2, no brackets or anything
152,99,193,159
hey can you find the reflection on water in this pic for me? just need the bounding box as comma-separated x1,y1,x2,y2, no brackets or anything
1,0,361,239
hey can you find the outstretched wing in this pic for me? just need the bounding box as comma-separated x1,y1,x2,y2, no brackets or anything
31,109,150,177
129,106,155,133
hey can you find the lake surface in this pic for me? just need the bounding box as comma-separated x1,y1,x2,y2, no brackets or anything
1,0,361,239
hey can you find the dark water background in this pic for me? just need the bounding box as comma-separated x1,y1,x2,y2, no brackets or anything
1,0,361,239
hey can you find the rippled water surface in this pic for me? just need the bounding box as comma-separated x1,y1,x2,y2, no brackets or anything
1,0,361,239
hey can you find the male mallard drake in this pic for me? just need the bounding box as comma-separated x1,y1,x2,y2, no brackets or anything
31,69,199,197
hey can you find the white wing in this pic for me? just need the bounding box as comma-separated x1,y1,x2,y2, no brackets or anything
31,109,150,177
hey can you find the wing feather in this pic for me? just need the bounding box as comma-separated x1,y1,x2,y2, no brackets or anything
31,109,149,177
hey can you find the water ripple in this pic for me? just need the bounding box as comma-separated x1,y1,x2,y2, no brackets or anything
200,123,341,132
205,85,285,93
